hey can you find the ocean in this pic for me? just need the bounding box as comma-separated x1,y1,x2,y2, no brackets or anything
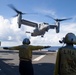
48,46,60,50
42,46,61,52
45,46,76,52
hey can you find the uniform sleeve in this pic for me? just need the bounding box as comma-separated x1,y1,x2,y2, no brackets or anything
8,46,21,50
54,49,60,75
29,45,44,50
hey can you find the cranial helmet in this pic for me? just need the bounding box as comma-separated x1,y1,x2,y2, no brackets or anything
22,38,30,45
59,33,76,44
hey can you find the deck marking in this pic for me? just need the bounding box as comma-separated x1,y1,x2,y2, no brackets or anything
33,55,46,61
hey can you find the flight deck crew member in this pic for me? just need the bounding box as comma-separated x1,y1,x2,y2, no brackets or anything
3,38,50,75
54,33,76,75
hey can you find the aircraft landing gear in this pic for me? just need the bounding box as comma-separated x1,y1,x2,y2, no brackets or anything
41,35,44,37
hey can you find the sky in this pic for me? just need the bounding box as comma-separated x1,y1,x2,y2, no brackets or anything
0,0,76,46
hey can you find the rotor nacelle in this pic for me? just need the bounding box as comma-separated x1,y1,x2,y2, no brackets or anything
46,15,72,33
56,22,60,33
17,14,22,28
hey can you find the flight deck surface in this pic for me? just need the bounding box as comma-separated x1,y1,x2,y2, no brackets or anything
0,48,57,75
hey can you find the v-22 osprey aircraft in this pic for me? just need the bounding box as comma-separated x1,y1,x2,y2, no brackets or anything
8,4,72,37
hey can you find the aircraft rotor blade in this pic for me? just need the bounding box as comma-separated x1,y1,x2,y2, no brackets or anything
46,15,72,22
8,4,22,14
55,18,72,22
8,4,38,16
13,14,18,17
45,15,55,20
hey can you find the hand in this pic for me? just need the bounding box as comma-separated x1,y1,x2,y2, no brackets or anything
3,47,9,49
44,46,50,48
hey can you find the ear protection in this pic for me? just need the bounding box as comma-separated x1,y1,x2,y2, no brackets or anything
59,37,65,43
59,33,76,44
23,38,30,45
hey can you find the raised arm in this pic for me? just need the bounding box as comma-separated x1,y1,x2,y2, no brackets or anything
29,45,50,50
3,45,21,50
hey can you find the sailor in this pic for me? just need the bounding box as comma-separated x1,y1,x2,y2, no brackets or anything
3,38,50,75
54,32,76,75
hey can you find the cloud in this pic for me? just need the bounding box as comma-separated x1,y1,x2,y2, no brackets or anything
34,7,56,17
30,22,76,46
40,9,56,16
0,15,28,46
0,15,76,46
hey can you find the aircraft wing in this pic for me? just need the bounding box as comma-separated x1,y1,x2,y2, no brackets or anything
21,19,38,27
41,25,57,32
48,25,57,29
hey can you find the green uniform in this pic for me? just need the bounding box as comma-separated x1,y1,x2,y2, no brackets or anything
8,44,44,60
3,44,47,75
54,46,76,75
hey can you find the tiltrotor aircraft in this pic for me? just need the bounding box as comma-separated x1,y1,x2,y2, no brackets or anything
8,4,72,37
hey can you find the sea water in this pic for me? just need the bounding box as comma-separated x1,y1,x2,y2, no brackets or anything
42,46,61,52
46,46,76,52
